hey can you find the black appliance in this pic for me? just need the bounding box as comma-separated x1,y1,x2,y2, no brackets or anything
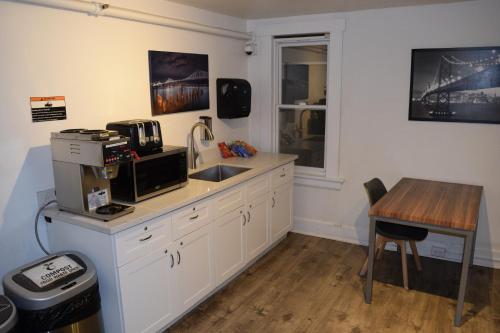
216,78,251,119
106,119,162,156
110,146,188,202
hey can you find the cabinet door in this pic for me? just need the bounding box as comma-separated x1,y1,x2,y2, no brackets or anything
175,224,215,311
118,246,176,333
246,195,269,262
271,183,292,242
214,208,245,286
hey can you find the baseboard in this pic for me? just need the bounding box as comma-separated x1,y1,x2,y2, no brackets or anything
293,216,500,269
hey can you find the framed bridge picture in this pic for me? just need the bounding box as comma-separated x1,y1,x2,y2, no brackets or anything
148,50,209,115
409,46,500,124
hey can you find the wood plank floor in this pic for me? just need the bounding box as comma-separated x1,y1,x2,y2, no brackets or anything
166,233,500,333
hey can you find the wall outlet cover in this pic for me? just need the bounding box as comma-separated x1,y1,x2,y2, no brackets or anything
430,245,447,258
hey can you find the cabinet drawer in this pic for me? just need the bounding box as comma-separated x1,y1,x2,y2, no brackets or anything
172,200,212,240
115,215,171,267
214,187,245,217
246,174,270,202
271,163,293,189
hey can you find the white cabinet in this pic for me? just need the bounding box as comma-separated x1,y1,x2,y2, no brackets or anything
271,182,293,242
119,245,176,333
214,208,246,285
174,223,215,311
47,160,294,333
246,195,269,262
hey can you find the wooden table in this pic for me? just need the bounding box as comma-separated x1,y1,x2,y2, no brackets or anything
364,177,483,326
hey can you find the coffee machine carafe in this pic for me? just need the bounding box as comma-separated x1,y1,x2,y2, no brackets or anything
50,129,135,221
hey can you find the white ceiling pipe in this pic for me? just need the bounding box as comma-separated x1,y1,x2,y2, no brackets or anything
9,0,252,41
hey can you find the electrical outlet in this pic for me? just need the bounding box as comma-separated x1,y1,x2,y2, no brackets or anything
431,245,447,258
37,188,56,208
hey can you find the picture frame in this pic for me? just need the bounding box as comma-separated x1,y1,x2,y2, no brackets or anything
148,50,209,115
409,46,500,124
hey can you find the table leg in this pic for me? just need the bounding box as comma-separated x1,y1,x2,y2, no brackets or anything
455,231,474,326
469,230,477,268
364,216,376,303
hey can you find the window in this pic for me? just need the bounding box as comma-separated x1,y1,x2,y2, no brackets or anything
250,17,345,189
274,35,329,176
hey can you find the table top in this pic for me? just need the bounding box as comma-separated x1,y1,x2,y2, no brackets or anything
369,178,483,231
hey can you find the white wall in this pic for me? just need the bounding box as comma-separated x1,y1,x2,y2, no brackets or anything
0,0,248,289
248,0,500,267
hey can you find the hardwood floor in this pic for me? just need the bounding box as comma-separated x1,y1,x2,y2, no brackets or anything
166,233,500,333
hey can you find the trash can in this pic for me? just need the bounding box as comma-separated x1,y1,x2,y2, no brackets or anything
2,251,103,332
0,295,17,333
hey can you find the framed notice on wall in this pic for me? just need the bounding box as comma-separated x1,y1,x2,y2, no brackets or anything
30,96,67,122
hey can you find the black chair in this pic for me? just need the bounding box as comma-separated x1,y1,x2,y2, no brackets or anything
359,178,428,289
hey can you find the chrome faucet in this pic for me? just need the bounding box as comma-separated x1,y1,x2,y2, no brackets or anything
189,122,214,169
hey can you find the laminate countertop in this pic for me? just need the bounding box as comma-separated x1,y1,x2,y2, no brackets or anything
44,152,297,235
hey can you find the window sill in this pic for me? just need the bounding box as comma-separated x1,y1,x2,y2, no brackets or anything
294,173,344,190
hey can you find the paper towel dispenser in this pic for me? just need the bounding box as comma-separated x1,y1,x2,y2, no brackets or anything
217,78,251,119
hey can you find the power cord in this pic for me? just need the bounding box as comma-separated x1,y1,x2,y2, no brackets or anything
35,200,57,255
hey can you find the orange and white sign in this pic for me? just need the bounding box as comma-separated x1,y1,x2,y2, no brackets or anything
30,96,67,122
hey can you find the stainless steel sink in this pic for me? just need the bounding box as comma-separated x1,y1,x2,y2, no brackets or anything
189,164,251,182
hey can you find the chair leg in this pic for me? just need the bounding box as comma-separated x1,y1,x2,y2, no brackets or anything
359,235,383,276
409,240,423,271
377,239,387,260
398,240,409,290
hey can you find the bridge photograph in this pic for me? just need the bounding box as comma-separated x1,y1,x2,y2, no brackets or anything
409,46,500,124
149,50,209,115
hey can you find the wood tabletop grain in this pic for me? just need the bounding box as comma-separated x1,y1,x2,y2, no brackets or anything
369,178,483,231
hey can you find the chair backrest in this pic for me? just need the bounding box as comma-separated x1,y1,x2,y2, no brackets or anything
363,178,388,206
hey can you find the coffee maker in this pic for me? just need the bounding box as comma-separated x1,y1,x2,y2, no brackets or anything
50,129,135,221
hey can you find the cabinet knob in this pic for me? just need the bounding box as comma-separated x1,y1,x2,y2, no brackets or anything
144,226,148,231
180,241,184,246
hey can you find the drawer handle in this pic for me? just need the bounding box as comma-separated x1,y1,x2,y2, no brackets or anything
272,197,276,208
247,211,251,223
177,250,181,265
139,235,152,242
243,214,247,226
189,214,199,220
170,254,174,268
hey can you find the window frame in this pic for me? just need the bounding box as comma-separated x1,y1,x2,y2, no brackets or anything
249,17,346,189
274,36,330,176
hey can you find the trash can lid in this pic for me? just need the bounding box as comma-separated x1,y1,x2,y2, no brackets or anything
2,251,97,311
0,295,17,333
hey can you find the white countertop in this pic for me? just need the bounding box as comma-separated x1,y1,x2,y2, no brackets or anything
44,152,297,235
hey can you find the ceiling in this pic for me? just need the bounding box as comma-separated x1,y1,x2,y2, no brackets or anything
167,0,469,19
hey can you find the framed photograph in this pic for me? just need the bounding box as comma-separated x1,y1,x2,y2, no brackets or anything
409,46,500,124
148,50,209,115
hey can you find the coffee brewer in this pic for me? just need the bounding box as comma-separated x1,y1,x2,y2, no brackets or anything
50,129,135,221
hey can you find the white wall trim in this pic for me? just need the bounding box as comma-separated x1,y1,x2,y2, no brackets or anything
293,216,500,269
294,174,344,190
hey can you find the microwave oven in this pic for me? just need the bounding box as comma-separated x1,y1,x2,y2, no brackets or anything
110,146,188,202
